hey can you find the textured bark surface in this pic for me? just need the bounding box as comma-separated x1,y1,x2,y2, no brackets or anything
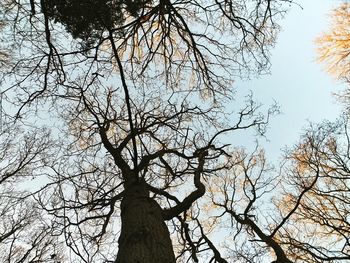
116,183,175,263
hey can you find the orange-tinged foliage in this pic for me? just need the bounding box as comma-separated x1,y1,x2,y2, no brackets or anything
316,3,350,81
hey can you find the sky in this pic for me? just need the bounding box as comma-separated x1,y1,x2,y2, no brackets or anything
232,0,347,161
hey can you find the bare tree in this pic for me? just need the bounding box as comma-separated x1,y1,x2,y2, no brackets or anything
0,1,311,262
194,116,350,263
205,117,350,262
0,122,65,262
0,0,292,111
34,86,277,262
274,118,350,262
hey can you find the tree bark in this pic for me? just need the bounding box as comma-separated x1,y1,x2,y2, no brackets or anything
116,182,175,263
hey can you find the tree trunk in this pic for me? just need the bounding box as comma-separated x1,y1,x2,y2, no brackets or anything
116,182,176,263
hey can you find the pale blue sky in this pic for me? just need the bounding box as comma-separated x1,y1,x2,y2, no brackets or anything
232,0,347,160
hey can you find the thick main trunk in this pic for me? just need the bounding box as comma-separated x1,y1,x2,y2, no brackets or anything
116,183,176,263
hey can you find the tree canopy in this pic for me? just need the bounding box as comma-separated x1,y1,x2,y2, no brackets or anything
1,1,350,263
316,2,350,82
